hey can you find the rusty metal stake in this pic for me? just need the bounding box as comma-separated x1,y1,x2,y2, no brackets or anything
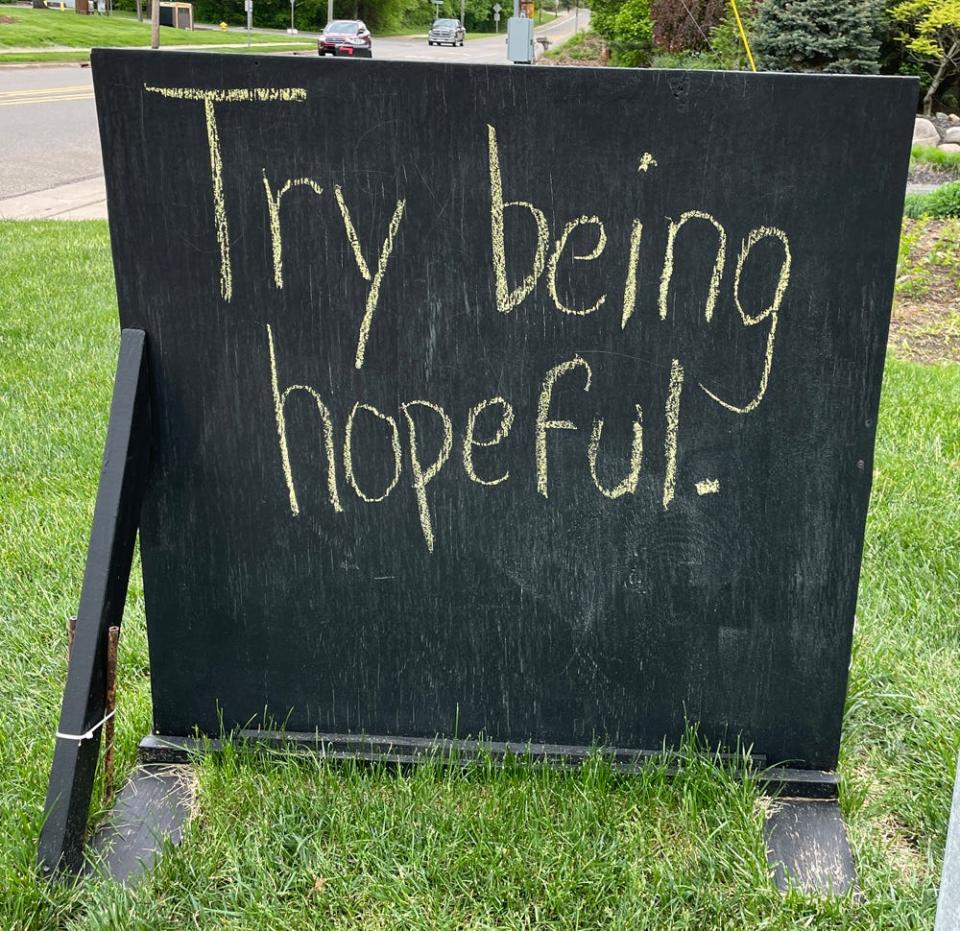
103,625,120,807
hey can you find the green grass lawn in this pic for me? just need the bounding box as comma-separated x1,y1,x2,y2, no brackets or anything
0,6,312,58
0,221,958,927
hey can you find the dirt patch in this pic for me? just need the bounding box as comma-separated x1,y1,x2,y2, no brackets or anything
891,218,960,365
0,15,19,24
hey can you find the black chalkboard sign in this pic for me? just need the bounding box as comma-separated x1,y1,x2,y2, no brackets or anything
89,52,913,774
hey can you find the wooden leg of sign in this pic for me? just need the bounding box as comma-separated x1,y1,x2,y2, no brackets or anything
764,798,856,895
38,328,151,878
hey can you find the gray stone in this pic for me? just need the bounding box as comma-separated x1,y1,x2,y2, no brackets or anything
939,143,960,154
943,126,960,144
914,117,941,146
934,754,960,931
949,114,960,125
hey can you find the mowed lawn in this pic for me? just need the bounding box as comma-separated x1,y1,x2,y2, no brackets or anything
0,6,313,60
0,221,957,928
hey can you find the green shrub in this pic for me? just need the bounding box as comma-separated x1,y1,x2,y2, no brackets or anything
904,180,960,218
591,0,654,67
753,0,884,73
911,144,960,172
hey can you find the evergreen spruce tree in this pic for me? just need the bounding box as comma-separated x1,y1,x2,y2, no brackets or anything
752,0,883,74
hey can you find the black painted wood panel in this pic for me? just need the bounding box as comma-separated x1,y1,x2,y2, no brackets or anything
92,51,916,770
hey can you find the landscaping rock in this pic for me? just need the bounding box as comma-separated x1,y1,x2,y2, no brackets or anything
943,127,960,144
914,117,941,146
939,143,960,154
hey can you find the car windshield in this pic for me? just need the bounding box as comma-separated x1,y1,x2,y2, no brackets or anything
434,19,457,27
325,21,358,34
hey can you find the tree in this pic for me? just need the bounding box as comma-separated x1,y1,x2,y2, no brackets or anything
651,0,726,53
752,0,884,74
893,0,960,114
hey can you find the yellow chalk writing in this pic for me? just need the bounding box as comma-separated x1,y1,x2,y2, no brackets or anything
588,404,644,498
334,188,407,370
658,210,727,323
621,218,644,330
695,478,720,495
662,358,684,510
463,396,514,486
401,400,453,552
262,175,324,289
266,324,342,516
700,226,792,414
334,185,372,282
547,216,608,316
143,85,307,302
487,124,549,313
535,355,593,499
638,153,658,172
343,401,402,503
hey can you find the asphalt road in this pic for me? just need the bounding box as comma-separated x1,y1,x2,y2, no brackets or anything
0,11,585,216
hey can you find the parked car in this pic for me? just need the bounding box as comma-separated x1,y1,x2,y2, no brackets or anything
318,20,373,57
428,18,465,47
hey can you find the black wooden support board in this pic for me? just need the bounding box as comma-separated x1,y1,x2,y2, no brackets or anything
92,51,915,771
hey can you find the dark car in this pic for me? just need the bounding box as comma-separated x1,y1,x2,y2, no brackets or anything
428,18,465,46
318,19,372,57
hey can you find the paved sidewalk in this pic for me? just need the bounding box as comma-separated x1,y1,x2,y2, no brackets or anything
0,175,106,220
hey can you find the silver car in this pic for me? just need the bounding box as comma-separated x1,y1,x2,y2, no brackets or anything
428,18,465,47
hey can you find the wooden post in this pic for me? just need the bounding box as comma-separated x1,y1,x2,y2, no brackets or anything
38,329,151,877
151,0,160,49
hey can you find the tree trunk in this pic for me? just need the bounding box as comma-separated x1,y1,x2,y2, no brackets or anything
923,40,960,116
151,0,160,48
136,0,143,22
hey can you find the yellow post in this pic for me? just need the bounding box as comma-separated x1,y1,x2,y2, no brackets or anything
729,0,756,72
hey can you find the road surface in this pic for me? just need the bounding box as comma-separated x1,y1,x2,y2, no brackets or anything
0,11,586,219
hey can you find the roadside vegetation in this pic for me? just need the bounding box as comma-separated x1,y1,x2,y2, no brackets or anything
0,219,956,927
0,6,314,58
547,0,959,115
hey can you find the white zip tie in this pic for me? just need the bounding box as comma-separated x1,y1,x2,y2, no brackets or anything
56,709,116,743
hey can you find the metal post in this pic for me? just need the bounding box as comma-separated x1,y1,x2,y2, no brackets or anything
102,626,120,807
460,0,464,27
245,0,252,47
574,0,579,33
327,0,333,25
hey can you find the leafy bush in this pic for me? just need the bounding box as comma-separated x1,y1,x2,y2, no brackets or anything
752,0,884,73
591,0,654,67
903,180,960,218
